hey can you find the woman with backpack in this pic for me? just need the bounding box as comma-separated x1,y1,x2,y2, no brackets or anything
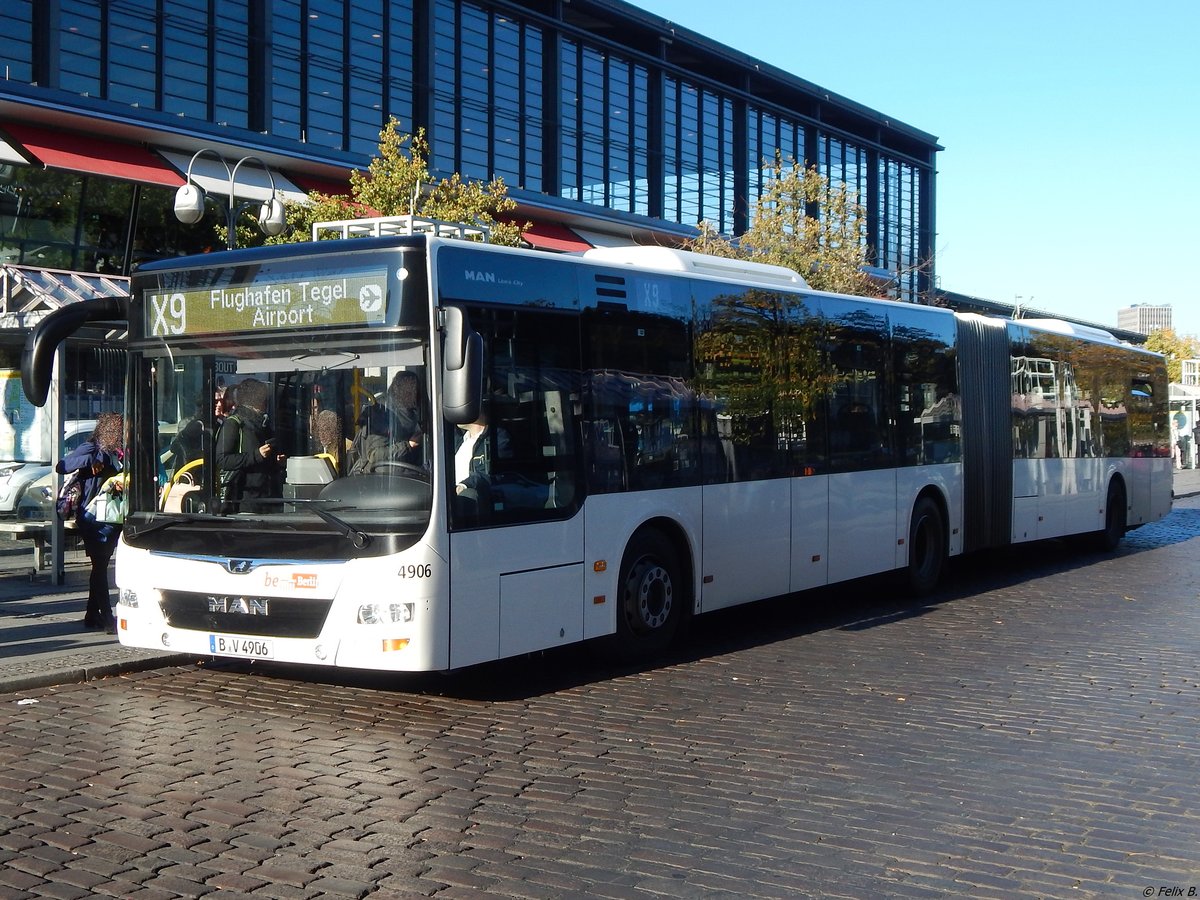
57,411,124,632
214,379,282,513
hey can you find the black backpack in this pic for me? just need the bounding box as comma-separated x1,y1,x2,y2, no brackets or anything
56,469,83,520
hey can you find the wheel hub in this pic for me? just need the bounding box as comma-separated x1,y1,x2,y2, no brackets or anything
634,563,672,629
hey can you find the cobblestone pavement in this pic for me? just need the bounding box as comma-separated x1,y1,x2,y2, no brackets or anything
2,504,1200,897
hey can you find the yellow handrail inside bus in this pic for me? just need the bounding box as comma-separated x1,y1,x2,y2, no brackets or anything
161,458,204,510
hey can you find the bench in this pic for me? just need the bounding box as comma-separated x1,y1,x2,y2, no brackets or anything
0,520,77,572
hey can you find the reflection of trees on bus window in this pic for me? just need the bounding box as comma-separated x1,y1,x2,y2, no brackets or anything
584,291,727,491
893,313,959,466
450,272,972,518
825,298,889,472
693,283,827,480
693,284,961,479
1129,376,1164,458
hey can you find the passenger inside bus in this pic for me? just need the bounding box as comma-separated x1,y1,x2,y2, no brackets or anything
166,394,210,476
215,379,284,513
348,369,425,474
453,405,512,513
313,409,351,473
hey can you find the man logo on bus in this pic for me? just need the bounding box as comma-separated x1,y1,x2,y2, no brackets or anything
207,595,269,616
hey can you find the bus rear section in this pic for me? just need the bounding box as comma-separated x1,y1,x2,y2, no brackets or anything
956,314,1171,556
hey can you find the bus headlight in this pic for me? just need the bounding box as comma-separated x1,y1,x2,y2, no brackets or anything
357,603,414,624
120,588,139,608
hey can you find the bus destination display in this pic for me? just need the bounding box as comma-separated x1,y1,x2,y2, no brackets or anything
145,269,389,337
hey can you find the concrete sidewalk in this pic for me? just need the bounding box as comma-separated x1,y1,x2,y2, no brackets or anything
1175,466,1200,498
3,467,1200,695
0,542,190,695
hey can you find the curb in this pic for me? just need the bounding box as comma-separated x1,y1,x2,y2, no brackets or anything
0,653,196,695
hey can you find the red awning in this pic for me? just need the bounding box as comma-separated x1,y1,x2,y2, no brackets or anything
288,172,352,197
521,221,591,253
1,122,184,187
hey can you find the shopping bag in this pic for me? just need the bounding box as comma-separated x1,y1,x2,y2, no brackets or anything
85,475,127,525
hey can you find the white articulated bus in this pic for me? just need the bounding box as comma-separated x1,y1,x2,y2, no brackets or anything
22,217,1172,672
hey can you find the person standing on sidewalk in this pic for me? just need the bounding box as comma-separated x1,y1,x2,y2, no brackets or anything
57,412,124,632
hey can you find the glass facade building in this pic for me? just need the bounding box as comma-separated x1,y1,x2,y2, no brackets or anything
0,0,939,297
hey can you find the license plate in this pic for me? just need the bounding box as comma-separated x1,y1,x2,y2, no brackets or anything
208,634,274,659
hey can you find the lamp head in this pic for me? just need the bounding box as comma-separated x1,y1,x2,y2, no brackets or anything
258,196,286,237
173,183,206,225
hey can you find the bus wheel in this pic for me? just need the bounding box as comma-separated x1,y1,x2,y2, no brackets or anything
616,530,684,657
1093,479,1127,552
906,496,946,597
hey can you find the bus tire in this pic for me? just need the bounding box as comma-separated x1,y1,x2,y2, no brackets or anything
614,529,685,658
906,496,946,597
1093,478,1127,552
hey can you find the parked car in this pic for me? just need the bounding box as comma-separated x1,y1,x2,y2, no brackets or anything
15,469,55,521
0,420,97,518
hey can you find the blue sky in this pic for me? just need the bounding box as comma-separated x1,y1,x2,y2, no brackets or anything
634,0,1200,335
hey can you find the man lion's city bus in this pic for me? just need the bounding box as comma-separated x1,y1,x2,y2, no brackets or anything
22,216,1172,672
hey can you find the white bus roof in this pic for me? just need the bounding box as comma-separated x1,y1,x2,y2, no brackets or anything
1016,317,1124,345
582,245,810,289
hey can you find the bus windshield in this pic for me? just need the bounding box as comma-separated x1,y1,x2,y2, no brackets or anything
133,329,432,537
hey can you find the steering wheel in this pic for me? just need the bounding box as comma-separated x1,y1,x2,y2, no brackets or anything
374,461,429,479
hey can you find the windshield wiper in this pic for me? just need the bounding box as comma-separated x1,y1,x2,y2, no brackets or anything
126,514,203,539
312,507,372,550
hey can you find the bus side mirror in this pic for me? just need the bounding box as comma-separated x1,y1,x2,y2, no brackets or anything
441,306,482,425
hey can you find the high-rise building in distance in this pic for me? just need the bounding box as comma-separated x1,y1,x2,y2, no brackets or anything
1117,304,1173,335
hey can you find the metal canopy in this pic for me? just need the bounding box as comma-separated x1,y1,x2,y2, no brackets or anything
0,263,130,334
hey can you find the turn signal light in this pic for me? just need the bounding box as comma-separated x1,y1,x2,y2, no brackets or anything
382,638,410,653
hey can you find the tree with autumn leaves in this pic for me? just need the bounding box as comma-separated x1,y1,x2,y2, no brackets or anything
262,117,527,248
686,153,877,297
1144,329,1200,384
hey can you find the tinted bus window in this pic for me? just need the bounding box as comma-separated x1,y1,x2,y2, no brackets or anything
825,296,890,473
449,306,582,529
892,306,959,466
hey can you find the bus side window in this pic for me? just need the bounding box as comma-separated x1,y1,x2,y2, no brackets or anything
826,301,889,473
451,307,581,528
585,417,627,492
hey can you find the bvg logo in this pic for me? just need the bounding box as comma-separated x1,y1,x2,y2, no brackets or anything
262,572,319,590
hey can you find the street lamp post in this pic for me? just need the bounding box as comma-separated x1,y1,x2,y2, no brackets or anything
173,149,287,249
